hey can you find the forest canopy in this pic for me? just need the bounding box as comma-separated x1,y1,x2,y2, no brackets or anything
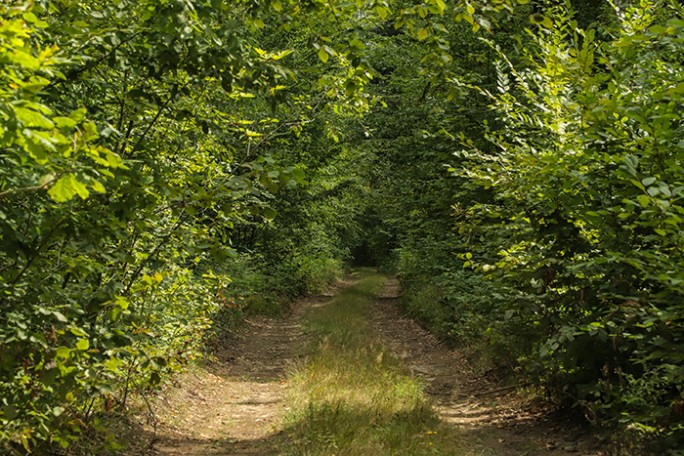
0,0,682,454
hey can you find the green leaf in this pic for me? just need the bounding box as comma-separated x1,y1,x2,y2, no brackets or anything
23,12,39,23
149,372,161,385
13,106,54,129
90,179,106,194
103,149,126,168
76,339,90,351
263,207,278,220
292,167,307,185
375,5,389,20
73,176,90,199
317,47,330,63
9,49,41,70
110,306,122,322
530,14,554,29
2,405,18,421
53,116,78,129
349,38,365,50
52,311,68,323
70,108,88,122
636,195,651,207
56,346,71,359
70,327,86,337
48,174,77,202
433,0,446,14
48,174,91,202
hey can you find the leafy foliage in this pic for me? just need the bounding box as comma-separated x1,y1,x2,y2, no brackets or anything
348,0,684,452
1,0,682,453
449,1,684,450
0,0,371,452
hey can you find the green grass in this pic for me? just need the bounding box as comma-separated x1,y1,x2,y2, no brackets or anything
282,268,461,455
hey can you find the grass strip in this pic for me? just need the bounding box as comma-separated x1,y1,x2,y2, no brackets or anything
282,268,460,455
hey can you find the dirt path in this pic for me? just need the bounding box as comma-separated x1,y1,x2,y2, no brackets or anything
131,275,604,456
372,278,604,456
131,291,337,456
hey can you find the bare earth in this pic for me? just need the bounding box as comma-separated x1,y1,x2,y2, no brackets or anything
129,277,605,456
127,289,337,456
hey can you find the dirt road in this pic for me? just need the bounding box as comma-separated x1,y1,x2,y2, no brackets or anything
130,273,602,456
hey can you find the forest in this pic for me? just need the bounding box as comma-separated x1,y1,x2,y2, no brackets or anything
0,0,682,454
